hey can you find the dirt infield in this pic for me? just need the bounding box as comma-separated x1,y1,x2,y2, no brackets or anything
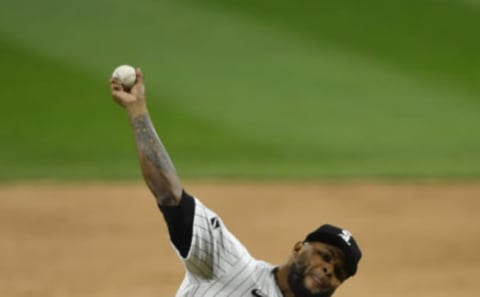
1,181,479,297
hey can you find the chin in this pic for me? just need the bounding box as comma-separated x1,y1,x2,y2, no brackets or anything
288,263,335,297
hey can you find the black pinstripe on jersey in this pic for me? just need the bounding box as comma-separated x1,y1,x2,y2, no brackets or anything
165,196,283,297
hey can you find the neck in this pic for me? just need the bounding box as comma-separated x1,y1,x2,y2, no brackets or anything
274,265,295,297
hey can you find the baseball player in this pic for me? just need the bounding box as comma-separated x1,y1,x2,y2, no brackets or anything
109,68,362,297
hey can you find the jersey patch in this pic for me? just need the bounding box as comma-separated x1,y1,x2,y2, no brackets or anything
210,216,220,229
251,288,268,297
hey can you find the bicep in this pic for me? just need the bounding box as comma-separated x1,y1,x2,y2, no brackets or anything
183,199,250,279
158,190,195,257
160,194,249,280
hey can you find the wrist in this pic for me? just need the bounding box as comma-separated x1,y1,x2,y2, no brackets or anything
126,102,148,119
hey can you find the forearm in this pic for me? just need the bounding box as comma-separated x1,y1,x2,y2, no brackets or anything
128,104,183,206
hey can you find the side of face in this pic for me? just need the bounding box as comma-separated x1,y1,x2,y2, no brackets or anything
288,241,348,297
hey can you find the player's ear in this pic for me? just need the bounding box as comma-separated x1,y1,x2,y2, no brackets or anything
292,241,304,256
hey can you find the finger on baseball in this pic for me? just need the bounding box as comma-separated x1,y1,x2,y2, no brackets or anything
110,80,124,92
110,77,123,85
136,68,144,84
111,91,126,105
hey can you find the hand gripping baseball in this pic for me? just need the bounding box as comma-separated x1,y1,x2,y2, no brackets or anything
109,67,146,109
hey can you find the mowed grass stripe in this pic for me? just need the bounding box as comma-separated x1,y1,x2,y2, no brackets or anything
0,1,479,179
0,37,276,180
183,0,480,93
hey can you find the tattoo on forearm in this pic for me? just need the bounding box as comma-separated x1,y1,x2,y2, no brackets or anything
132,114,177,204
133,114,175,171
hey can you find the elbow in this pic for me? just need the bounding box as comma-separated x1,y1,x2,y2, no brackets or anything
144,174,182,206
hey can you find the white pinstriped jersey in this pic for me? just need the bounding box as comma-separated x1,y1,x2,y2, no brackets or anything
172,198,283,297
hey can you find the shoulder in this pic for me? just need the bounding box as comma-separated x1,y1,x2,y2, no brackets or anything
250,260,277,281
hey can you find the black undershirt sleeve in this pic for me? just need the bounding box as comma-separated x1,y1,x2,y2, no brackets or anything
158,190,195,258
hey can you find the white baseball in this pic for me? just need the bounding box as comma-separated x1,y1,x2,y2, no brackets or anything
112,65,136,88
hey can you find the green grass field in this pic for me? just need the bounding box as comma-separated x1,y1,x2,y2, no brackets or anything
0,0,479,180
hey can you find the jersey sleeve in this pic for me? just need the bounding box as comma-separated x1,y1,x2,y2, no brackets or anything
158,191,196,258
159,191,250,280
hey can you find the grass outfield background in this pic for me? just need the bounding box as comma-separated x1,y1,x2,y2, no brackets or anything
0,0,479,180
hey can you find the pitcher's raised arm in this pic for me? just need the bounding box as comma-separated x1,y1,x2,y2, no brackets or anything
109,67,182,206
